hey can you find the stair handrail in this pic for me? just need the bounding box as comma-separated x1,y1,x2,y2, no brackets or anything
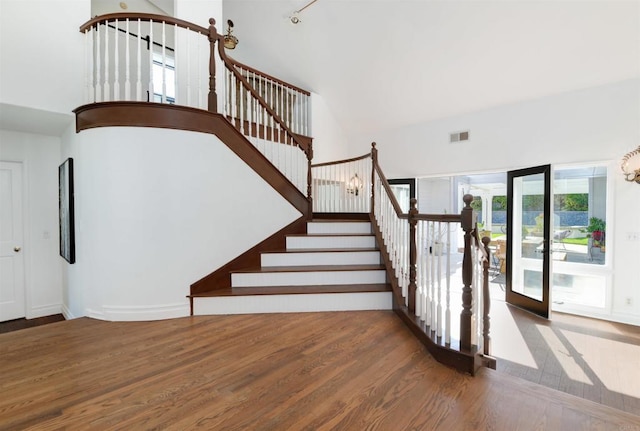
312,142,494,371
225,57,311,96
79,13,313,203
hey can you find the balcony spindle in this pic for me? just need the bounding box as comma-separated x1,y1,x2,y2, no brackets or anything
125,19,131,100
136,19,141,101
104,21,110,101
114,19,120,100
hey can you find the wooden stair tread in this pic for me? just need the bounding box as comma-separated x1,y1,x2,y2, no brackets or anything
233,264,386,273
287,233,374,237
190,283,392,297
309,219,371,223
261,248,380,254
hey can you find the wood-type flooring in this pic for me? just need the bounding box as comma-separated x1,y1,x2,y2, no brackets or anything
1,311,639,430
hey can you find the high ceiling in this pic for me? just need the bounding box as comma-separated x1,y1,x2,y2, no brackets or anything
223,0,640,136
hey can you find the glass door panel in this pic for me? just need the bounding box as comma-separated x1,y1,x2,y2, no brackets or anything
506,165,551,318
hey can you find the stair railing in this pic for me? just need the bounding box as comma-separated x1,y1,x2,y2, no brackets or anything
225,58,311,138
311,142,494,371
79,14,312,200
310,154,372,213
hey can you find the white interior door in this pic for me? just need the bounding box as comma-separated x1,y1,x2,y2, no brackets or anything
0,161,26,321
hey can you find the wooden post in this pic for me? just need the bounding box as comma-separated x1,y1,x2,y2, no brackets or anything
370,142,377,215
481,236,492,356
307,142,313,217
207,18,218,113
408,198,418,313
460,194,475,352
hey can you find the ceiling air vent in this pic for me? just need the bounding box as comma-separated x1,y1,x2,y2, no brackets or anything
450,130,470,143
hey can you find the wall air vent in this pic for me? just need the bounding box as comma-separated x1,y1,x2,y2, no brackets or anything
450,130,470,143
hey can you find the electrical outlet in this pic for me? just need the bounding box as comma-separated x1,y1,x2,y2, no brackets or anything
627,232,640,241
626,297,633,306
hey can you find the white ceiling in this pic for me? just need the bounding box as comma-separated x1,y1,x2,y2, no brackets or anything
223,0,640,136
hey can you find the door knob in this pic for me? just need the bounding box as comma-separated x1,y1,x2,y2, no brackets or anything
14,247,21,252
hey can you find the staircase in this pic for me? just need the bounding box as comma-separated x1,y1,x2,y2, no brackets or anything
192,219,393,315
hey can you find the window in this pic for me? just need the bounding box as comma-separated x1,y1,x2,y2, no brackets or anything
152,51,175,104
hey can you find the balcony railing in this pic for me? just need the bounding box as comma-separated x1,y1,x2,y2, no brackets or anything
79,13,312,197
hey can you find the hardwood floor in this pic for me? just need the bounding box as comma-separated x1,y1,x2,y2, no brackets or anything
1,311,639,430
0,314,65,334
490,300,640,415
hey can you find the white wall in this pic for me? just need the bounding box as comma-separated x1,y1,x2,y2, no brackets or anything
61,125,301,320
354,79,640,325
0,0,88,115
0,129,64,318
310,92,353,163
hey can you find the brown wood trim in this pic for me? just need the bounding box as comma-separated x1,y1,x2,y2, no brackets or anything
373,163,406,218
312,212,370,220
191,283,391,297
370,212,478,375
414,213,463,222
190,217,307,295
74,102,310,217
216,41,309,157
368,213,404,305
311,152,371,168
393,304,478,375
227,117,312,153
80,12,209,35
227,57,311,96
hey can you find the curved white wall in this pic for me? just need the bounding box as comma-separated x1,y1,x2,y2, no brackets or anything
62,126,300,320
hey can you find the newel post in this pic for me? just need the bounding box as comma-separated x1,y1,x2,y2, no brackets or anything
307,142,314,217
481,236,492,356
460,194,476,352
207,18,218,113
370,142,377,213
408,198,419,313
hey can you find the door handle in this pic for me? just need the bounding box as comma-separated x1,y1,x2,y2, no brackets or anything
14,247,21,252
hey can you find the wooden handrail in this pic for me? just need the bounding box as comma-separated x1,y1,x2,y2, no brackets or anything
311,152,370,168
374,164,406,218
79,12,209,35
227,57,311,96
215,32,310,156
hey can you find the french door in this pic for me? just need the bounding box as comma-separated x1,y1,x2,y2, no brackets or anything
506,165,551,318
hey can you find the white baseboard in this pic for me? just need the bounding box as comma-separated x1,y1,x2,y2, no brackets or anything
100,303,190,321
194,292,393,315
27,303,62,319
61,304,76,320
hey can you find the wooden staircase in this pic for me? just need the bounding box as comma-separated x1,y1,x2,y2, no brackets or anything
191,219,393,315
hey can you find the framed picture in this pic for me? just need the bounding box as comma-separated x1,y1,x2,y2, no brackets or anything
59,158,75,264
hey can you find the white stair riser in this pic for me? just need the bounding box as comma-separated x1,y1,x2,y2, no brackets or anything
232,270,386,287
262,251,380,267
194,292,392,315
287,235,376,250
307,222,372,235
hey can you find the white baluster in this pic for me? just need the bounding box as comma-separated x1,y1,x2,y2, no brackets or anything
161,22,166,104
104,20,110,101
437,222,443,337
114,19,119,100
197,33,202,108
445,222,452,344
84,28,91,103
125,19,131,100
172,24,178,104
148,21,154,102
96,23,102,102
136,19,141,101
